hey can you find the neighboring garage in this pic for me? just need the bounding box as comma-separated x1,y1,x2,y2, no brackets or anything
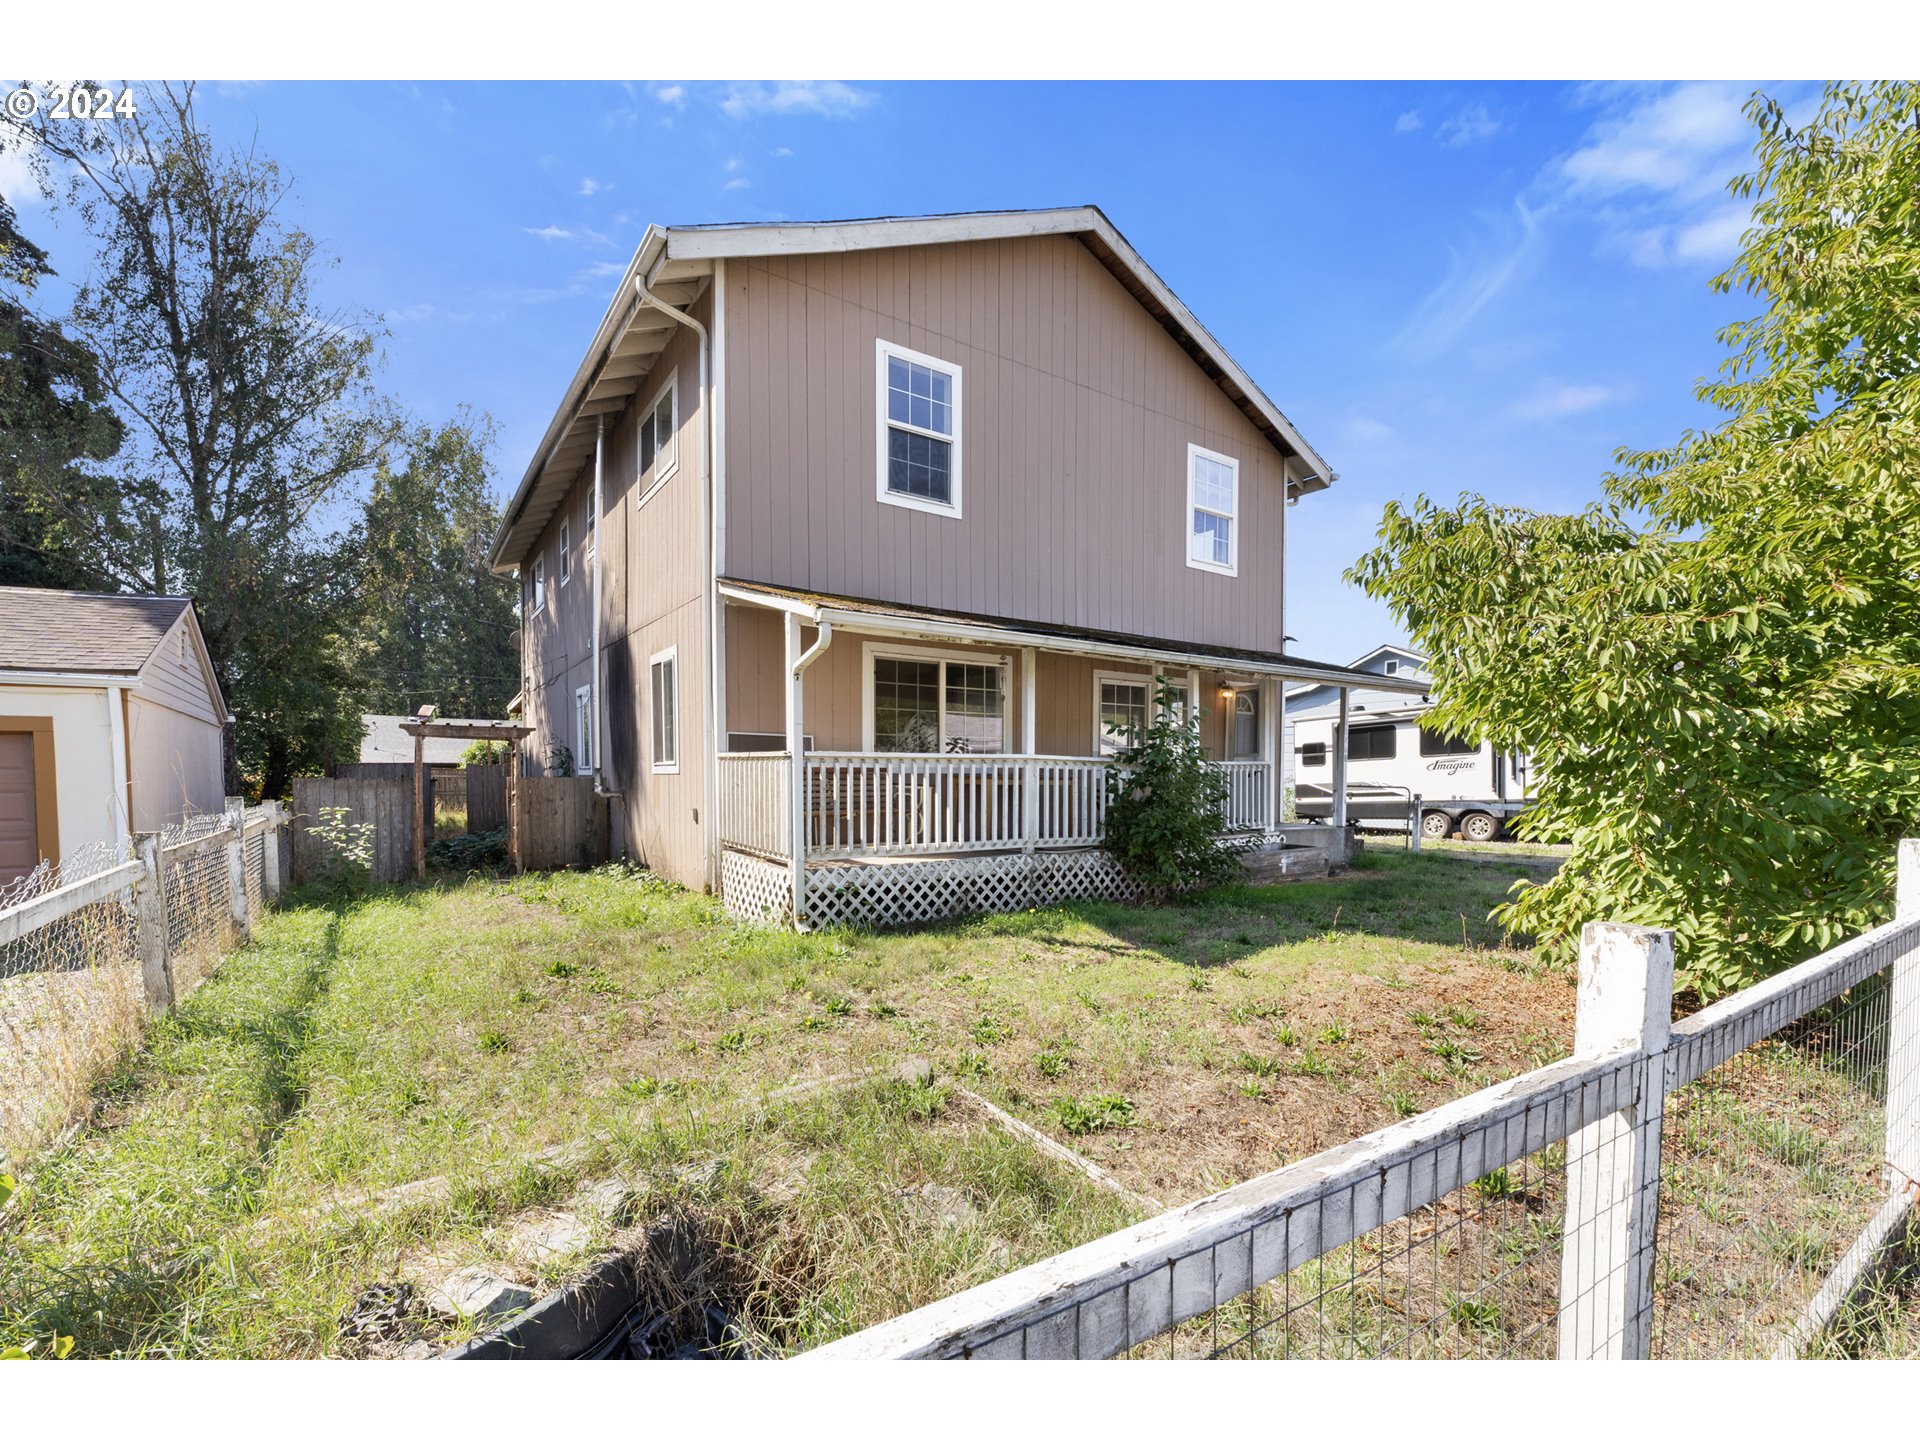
0,588,230,885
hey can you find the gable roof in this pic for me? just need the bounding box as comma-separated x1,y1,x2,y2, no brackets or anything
489,206,1337,572
0,588,196,677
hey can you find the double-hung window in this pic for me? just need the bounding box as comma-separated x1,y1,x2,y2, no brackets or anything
876,339,962,517
650,647,678,772
574,684,594,771
638,377,677,502
1095,672,1151,756
558,521,572,585
868,649,1005,753
530,555,546,615
1186,443,1239,575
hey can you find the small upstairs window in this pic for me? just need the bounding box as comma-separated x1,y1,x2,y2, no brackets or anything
876,339,962,517
1383,658,1399,675
530,555,546,615
1187,444,1239,576
638,376,678,501
558,521,572,584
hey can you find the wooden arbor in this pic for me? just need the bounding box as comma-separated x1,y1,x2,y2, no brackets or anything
398,710,533,880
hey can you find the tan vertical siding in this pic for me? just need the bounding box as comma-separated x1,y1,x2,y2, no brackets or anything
520,292,713,888
723,234,1290,655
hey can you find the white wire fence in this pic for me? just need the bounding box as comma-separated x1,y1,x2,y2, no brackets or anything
808,840,1920,1361
0,800,289,1166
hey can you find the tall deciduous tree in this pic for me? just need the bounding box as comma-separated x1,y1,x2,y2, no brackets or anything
357,411,519,719
1348,82,1920,997
6,82,397,794
0,191,125,588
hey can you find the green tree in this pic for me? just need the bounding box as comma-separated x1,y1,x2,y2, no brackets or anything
6,83,397,795
1347,83,1920,997
356,411,519,719
0,191,125,588
1102,677,1247,897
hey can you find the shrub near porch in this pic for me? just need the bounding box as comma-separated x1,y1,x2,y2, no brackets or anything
0,851,1570,1356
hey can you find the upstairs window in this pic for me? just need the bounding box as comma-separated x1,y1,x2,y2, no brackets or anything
876,339,962,517
558,520,572,585
574,684,594,771
638,376,677,501
530,555,546,615
586,503,595,561
1383,658,1399,675
1187,444,1239,576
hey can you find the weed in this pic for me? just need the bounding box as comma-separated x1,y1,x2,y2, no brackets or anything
1236,1080,1265,1100
1447,1294,1502,1333
1317,1021,1352,1046
1383,1089,1419,1118
799,1016,830,1033
822,995,854,1017
717,1027,752,1053
1035,1050,1071,1079
1288,1049,1336,1079
478,1028,512,1055
1051,1093,1136,1136
1442,1003,1485,1031
1236,1052,1284,1079
1426,1037,1484,1065
1471,1167,1518,1201
545,959,578,979
954,1050,991,1079
971,1013,1011,1046
1273,1024,1299,1047
866,1000,898,1019
1228,1001,1282,1025
878,1076,951,1121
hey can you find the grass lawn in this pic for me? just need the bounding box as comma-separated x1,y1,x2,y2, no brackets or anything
0,850,1573,1358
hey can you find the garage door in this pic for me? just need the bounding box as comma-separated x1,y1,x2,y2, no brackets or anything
0,731,40,886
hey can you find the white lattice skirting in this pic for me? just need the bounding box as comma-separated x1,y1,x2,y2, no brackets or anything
720,848,1151,930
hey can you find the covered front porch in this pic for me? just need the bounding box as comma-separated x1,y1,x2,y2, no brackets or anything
711,580,1423,927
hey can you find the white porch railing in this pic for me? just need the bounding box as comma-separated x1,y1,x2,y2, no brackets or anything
719,752,1272,862
716,751,790,860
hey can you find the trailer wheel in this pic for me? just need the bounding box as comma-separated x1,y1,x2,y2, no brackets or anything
1459,811,1502,843
1420,810,1452,841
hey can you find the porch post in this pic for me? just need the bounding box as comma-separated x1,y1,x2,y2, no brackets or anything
785,612,807,924
1020,648,1037,853
1331,686,1350,839
1260,677,1280,832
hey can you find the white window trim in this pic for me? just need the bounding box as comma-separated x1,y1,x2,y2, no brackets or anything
860,640,1007,752
1185,442,1240,577
558,520,572,585
573,683,593,770
649,645,679,774
530,555,546,616
636,373,680,509
874,338,963,520
1092,668,1153,756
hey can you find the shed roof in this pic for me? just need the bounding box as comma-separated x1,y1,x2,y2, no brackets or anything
0,588,195,676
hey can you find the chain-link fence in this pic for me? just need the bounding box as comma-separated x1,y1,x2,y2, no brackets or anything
808,841,1920,1361
0,802,287,1166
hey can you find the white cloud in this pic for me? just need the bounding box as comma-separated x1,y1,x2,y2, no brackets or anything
649,82,686,107
1392,198,1545,357
1437,103,1501,148
724,178,750,191
1347,417,1396,443
719,81,876,120
1547,81,1794,268
1394,110,1423,134
523,225,576,241
583,261,626,278
1507,380,1622,423
577,177,608,197
771,146,795,158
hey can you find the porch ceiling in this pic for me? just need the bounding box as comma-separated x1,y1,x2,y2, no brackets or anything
718,577,1432,694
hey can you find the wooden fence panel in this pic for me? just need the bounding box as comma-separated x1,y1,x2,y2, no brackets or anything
518,776,609,871
290,777,415,885
467,766,508,834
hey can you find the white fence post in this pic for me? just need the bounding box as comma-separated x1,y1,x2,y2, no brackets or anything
225,796,249,938
262,800,283,902
133,832,174,1013
1409,791,1423,854
1558,920,1674,1360
1888,839,1920,1191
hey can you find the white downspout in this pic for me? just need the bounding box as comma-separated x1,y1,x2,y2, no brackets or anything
591,414,618,799
106,684,131,859
632,272,717,891
786,617,833,926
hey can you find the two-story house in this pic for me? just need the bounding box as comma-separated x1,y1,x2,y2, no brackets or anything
488,207,1424,926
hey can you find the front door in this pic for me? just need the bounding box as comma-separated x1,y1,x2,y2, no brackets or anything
0,731,40,886
1230,689,1260,759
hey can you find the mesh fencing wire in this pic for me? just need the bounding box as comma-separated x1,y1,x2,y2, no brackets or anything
1,809,276,1165
1,842,144,1164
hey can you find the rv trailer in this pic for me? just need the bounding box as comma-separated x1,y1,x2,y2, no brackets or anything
1290,706,1533,842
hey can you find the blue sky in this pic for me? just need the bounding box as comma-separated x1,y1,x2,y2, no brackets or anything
4,79,1796,665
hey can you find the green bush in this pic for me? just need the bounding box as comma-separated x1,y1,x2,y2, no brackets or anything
1100,676,1249,897
459,739,510,766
